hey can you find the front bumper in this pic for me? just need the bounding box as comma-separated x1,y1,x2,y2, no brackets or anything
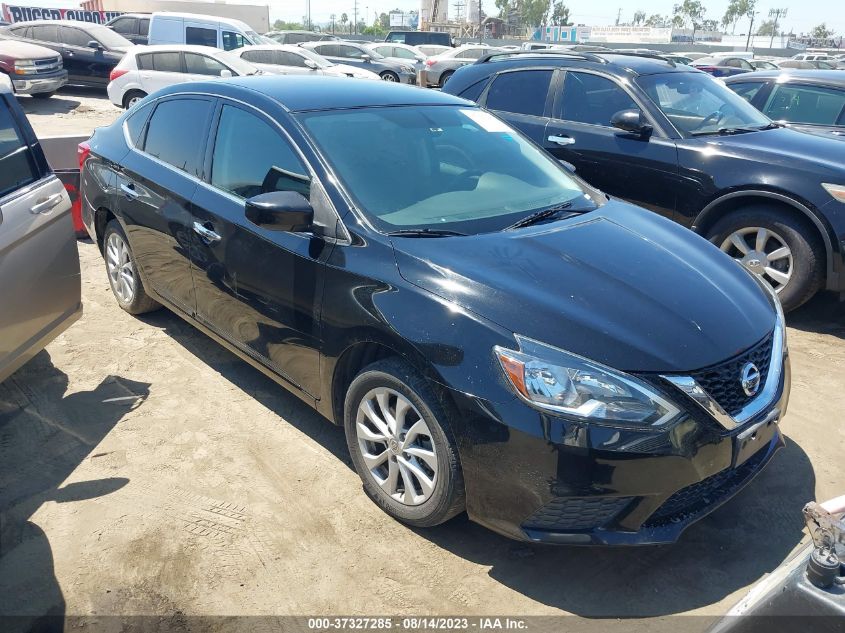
449,345,791,546
12,70,67,95
399,71,417,85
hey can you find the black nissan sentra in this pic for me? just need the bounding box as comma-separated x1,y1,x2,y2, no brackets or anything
80,77,789,545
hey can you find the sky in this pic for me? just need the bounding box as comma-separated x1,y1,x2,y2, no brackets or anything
8,0,844,36
271,0,844,35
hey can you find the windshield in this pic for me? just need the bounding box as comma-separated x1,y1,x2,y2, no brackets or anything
298,106,595,234
91,24,132,49
255,34,279,45
296,46,334,68
636,72,771,136
215,50,261,75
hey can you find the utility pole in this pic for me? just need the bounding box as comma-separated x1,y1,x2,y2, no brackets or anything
616,8,621,26
306,0,311,31
745,11,758,51
330,13,336,34
353,0,358,35
769,8,787,49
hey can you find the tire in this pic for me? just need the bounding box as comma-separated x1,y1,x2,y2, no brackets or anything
706,205,825,312
380,71,399,82
103,219,161,315
31,91,54,99
122,90,147,110
439,71,454,88
344,358,465,528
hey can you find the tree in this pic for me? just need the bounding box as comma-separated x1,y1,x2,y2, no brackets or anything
722,0,748,34
340,12,348,33
495,0,510,19
701,19,718,32
379,12,389,29
645,14,671,28
756,19,778,36
272,19,303,30
632,10,646,25
521,0,551,27
811,23,834,40
549,1,571,26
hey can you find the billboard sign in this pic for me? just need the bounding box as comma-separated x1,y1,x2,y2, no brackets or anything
1,4,123,24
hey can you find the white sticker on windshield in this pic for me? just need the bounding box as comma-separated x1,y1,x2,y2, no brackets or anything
460,109,513,133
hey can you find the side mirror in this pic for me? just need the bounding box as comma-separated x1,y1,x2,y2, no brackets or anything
361,54,371,61
219,69,233,78
303,59,317,69
245,191,313,232
611,109,653,137
88,40,103,50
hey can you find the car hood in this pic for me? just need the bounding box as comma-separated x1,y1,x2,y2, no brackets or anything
0,39,58,59
391,201,775,373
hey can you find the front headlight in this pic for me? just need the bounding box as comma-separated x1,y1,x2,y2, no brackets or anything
494,336,681,428
401,65,413,73
14,60,36,74
822,183,845,203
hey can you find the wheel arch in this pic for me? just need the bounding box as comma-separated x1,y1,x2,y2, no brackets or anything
692,190,836,281
94,206,118,253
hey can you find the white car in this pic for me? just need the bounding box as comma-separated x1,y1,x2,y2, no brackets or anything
231,44,379,80
365,42,427,65
417,44,450,57
107,44,267,109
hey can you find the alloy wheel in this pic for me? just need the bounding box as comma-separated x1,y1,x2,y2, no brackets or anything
127,95,143,108
719,226,793,293
355,387,437,506
106,232,136,303
382,73,398,82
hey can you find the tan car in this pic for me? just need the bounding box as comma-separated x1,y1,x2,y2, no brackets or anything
0,78,81,382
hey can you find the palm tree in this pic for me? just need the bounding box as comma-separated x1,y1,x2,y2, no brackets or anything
341,12,349,34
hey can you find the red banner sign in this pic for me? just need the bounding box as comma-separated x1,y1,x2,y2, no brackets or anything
1,4,123,24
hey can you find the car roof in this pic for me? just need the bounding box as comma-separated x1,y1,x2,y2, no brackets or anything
9,19,108,30
173,75,470,112
127,44,231,55
151,12,252,30
725,70,845,86
477,52,692,76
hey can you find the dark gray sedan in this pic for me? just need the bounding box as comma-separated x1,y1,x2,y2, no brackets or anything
419,45,502,88
726,70,845,140
300,40,416,83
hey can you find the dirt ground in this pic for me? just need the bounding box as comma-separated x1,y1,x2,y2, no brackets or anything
1,89,844,630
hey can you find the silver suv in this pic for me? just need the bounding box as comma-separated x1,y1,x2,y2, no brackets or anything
0,78,81,382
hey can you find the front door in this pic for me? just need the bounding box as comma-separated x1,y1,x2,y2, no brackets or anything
545,70,680,219
59,26,108,86
116,96,216,315
189,102,329,397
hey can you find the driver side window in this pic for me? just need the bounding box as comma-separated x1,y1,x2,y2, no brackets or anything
559,72,639,127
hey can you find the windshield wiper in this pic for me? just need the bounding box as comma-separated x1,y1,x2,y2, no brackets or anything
691,127,761,137
504,202,576,230
386,228,468,238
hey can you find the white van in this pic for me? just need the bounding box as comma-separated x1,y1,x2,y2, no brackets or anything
147,12,264,51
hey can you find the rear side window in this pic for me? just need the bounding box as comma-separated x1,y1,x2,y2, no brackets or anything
124,100,154,147
211,105,309,199
222,31,247,51
730,81,767,104
763,84,845,125
110,17,137,35
455,48,484,60
143,98,214,177
241,50,270,64
486,70,553,117
0,105,38,199
184,53,228,76
275,51,306,67
139,18,150,35
137,52,182,72
186,26,217,48
560,72,638,127
30,25,57,42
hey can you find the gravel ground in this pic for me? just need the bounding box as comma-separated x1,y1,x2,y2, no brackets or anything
1,88,844,630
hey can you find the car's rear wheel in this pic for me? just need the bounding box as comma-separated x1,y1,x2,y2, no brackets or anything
380,71,399,82
344,359,465,527
439,70,454,87
122,90,147,109
707,205,824,311
103,220,161,315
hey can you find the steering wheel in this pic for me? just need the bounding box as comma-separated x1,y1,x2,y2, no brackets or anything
695,109,725,130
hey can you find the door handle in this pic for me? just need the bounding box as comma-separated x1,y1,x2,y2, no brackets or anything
193,221,222,244
30,193,64,215
548,135,575,146
120,183,139,199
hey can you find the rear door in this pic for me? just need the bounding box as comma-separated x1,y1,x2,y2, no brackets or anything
481,68,556,147
115,95,216,315
544,69,679,218
0,94,79,380
136,51,185,94
189,101,329,398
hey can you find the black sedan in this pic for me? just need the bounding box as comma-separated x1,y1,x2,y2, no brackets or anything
80,77,788,545
0,19,132,87
726,70,845,140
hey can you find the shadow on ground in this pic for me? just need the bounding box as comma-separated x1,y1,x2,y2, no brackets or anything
142,309,815,618
0,351,150,631
788,291,845,339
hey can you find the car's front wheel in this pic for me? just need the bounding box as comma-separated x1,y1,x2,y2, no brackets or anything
380,71,399,82
103,219,161,315
707,205,824,311
344,359,465,527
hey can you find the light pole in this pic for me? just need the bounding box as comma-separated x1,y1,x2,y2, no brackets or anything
745,11,758,51
769,8,787,49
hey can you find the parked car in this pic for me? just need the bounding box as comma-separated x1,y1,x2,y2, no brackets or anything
662,53,694,65
675,51,709,61
384,30,451,47
443,51,845,310
778,59,841,70
0,39,66,98
792,53,837,62
419,45,502,88
693,55,755,77
147,12,267,51
0,20,132,88
365,42,427,72
300,41,416,83
417,44,450,57
232,44,379,80
0,79,81,382
106,45,266,109
105,12,150,45
749,58,780,70
80,76,789,544
264,30,337,45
